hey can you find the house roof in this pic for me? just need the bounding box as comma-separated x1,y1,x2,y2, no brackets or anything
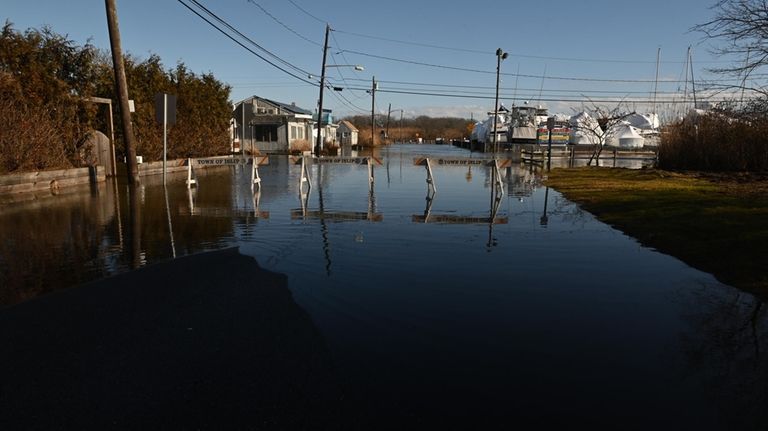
338,120,359,132
235,96,312,116
263,97,312,116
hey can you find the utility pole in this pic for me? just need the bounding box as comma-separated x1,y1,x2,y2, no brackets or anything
385,103,392,142
315,24,330,156
105,0,139,185
371,76,376,147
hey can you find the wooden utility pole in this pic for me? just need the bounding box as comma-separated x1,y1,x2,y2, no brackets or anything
105,0,139,185
371,76,376,147
315,24,330,156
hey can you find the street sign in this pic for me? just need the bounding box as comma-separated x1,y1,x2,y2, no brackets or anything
154,93,177,125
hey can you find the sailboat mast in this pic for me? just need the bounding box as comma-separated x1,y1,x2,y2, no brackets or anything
689,48,697,109
653,47,660,115
683,46,690,110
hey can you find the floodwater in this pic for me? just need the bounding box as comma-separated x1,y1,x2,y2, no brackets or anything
0,144,766,428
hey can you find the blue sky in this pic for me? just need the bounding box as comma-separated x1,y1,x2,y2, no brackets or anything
3,0,739,120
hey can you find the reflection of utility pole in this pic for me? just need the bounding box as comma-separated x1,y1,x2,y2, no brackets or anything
540,186,550,226
385,103,392,140
105,0,139,185
370,76,377,147
129,183,142,269
317,164,332,276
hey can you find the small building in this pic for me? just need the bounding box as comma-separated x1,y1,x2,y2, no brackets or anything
310,110,339,152
232,96,313,154
337,120,359,146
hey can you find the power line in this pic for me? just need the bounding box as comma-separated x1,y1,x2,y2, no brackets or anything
338,48,667,83
179,0,318,82
328,31,369,101
339,48,754,84
246,0,322,47
286,0,326,24
343,86,738,105
333,29,491,55
326,84,369,114
330,77,691,94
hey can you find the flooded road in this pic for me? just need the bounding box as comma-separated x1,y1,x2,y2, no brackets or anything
1,144,765,428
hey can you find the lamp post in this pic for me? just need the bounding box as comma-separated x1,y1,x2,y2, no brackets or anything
315,24,364,155
492,48,508,154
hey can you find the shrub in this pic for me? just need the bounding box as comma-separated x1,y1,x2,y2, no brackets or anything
660,110,768,172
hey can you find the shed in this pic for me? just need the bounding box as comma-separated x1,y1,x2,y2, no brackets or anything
337,120,359,146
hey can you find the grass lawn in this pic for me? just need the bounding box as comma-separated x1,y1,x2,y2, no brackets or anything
545,167,768,294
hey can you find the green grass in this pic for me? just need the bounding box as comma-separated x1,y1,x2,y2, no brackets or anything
545,167,768,293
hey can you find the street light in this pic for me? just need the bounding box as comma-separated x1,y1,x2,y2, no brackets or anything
315,24,364,155
492,48,508,154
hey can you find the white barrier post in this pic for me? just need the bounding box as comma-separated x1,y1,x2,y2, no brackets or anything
493,159,504,196
186,158,197,188
300,156,312,191
367,157,375,193
425,158,437,194
251,157,261,190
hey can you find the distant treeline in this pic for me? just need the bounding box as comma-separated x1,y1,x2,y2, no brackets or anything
343,115,474,146
0,23,231,174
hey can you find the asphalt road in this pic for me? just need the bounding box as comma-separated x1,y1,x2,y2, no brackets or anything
0,247,351,429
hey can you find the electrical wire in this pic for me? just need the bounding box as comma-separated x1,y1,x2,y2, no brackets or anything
246,0,322,47
338,48,680,83
180,0,318,80
342,86,738,104
286,0,326,24
333,29,491,55
329,77,691,94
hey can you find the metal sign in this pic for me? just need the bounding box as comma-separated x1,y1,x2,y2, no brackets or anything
413,157,512,168
193,156,269,166
154,93,177,125
289,156,383,166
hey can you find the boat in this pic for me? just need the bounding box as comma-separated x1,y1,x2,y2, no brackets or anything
507,104,549,144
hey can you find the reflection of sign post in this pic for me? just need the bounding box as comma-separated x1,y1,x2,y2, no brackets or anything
155,93,177,184
546,117,555,171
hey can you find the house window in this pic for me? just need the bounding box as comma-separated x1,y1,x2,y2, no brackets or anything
290,126,297,140
298,127,304,140
254,125,278,142
256,107,267,114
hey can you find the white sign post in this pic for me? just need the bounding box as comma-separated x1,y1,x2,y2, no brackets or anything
155,93,177,184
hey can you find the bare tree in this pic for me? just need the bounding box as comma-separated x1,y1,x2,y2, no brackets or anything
694,0,768,97
570,101,631,166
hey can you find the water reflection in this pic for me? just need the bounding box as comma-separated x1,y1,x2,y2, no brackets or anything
0,144,765,427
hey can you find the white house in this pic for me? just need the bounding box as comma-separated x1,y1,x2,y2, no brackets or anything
232,96,313,154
